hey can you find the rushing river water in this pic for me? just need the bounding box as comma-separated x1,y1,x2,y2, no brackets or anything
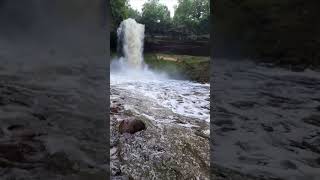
111,72,210,123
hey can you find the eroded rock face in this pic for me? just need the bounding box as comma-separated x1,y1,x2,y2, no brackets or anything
119,119,146,134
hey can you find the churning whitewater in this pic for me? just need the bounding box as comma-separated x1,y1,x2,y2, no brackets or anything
117,18,145,68
111,18,210,123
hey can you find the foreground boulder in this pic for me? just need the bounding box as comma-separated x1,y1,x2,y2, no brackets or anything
119,119,146,134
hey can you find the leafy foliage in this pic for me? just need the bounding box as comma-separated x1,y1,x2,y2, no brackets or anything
140,0,171,35
110,0,129,27
110,0,210,51
127,6,142,21
173,0,210,35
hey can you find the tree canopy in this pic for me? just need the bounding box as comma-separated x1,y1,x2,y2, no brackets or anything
110,0,210,36
127,6,141,22
173,0,209,34
110,0,129,28
140,0,171,35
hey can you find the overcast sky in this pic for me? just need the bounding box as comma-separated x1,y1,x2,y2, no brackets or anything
128,0,178,17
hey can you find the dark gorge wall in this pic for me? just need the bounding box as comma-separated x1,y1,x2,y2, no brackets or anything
213,0,320,68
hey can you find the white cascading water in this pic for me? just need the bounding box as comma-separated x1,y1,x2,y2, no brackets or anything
117,18,145,68
111,18,210,124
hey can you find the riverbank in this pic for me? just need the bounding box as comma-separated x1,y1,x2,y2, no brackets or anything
111,53,210,83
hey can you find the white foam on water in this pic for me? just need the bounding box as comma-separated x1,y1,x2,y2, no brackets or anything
111,72,210,122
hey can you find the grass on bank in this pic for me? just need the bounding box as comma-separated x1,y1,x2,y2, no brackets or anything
111,52,210,83
144,53,209,83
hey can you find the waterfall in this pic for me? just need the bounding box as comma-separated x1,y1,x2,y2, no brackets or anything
117,18,145,68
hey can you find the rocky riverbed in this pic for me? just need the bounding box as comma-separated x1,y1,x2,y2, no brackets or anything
110,73,210,179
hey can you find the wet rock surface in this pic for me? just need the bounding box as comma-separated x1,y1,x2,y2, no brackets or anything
212,59,320,180
110,87,210,179
0,52,107,179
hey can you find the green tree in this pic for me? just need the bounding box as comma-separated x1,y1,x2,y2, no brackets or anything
110,0,130,51
110,0,129,28
141,0,171,36
127,6,142,22
173,0,209,35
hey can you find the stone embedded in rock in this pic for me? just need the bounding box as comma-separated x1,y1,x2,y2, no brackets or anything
119,119,146,134
111,106,121,114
